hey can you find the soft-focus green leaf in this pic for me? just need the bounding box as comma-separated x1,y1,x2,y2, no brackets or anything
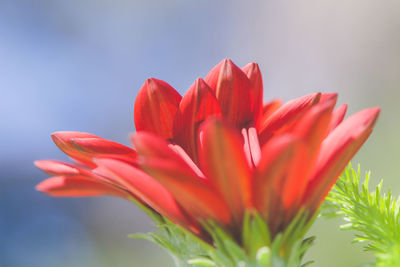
323,164,400,267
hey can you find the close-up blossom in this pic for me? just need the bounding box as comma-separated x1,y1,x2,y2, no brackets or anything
35,59,380,243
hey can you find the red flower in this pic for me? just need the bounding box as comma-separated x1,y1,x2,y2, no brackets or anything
36,59,380,239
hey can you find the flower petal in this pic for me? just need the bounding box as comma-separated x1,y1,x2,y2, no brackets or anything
253,135,298,232
51,132,137,168
204,59,253,127
259,93,321,145
199,119,252,223
319,93,337,106
35,160,80,176
94,158,196,230
132,132,231,224
134,78,182,139
35,159,131,198
36,175,128,198
328,104,347,133
281,101,334,209
293,100,335,150
241,127,262,167
261,99,282,123
242,63,263,129
173,78,221,162
303,107,380,210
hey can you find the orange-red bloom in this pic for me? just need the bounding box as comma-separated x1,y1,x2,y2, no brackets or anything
36,59,380,240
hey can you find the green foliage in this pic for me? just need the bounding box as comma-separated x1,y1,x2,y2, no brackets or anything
129,202,315,267
322,164,400,267
128,200,212,266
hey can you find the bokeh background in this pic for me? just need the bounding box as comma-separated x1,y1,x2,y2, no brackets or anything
1,0,399,266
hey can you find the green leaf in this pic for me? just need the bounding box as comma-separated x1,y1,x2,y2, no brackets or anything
242,211,271,261
128,189,316,267
323,164,400,267
187,258,216,267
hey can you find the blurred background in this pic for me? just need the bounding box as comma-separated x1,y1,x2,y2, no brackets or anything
1,0,399,266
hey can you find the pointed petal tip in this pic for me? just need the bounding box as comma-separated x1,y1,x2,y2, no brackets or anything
51,131,68,137
313,92,322,102
172,77,221,160
205,59,253,127
320,92,338,103
134,77,181,138
213,58,240,71
364,106,381,126
51,131,95,143
260,92,323,136
50,132,63,143
367,106,381,115
143,77,166,90
328,104,348,132
224,58,238,67
301,92,322,104
194,77,207,86
35,183,45,193
35,176,123,198
35,160,82,176
354,107,381,130
51,131,78,137
303,106,380,209
192,77,209,90
35,177,63,193
34,159,52,170
325,92,338,97
33,160,42,168
35,181,49,193
242,62,260,72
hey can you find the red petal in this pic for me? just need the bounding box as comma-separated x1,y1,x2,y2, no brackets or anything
261,99,282,123
51,132,137,168
35,159,121,186
281,102,334,209
304,107,380,210
35,159,131,198
35,160,80,176
253,135,298,231
242,63,263,129
204,59,253,127
261,93,321,132
131,132,179,160
94,158,196,230
132,132,231,224
319,93,338,106
259,93,321,145
168,144,205,178
241,127,262,167
293,100,335,149
173,78,221,162
134,78,182,139
199,119,252,223
328,104,347,133
36,175,128,198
